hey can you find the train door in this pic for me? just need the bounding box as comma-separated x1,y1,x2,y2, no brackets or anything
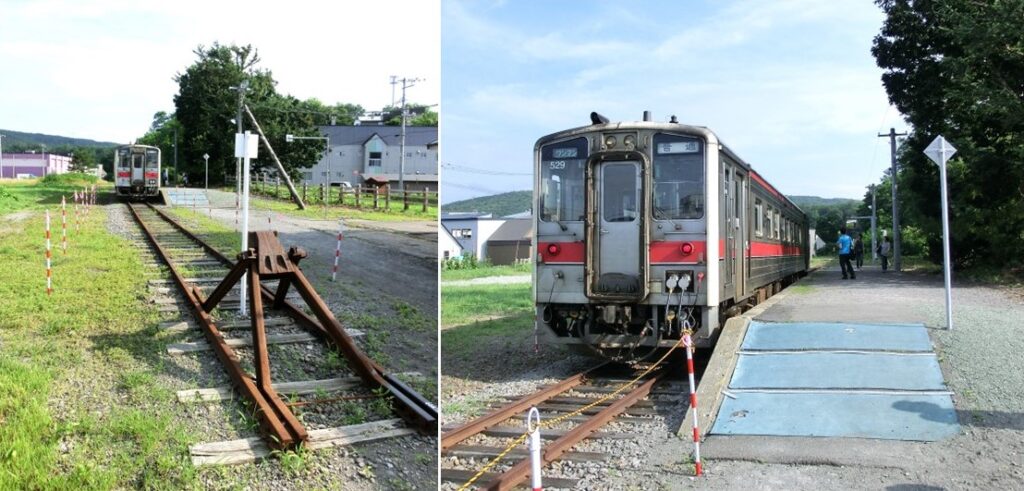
131,151,145,185
734,171,747,298
723,167,735,297
593,161,642,295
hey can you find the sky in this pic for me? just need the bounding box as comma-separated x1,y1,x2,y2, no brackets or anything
0,0,439,144
440,0,907,203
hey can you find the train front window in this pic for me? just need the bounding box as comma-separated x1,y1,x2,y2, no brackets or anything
652,134,704,220
146,149,159,168
132,154,143,169
540,137,587,222
118,149,130,168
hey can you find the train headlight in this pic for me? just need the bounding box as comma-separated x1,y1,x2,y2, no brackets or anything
604,135,617,149
546,243,561,256
147,179,157,185
623,135,636,148
680,242,694,256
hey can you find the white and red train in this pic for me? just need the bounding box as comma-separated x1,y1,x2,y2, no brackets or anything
533,112,808,360
114,144,162,199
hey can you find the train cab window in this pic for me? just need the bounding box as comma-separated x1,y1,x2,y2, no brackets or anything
118,149,130,168
132,154,143,169
146,149,159,168
652,134,704,220
754,199,763,237
540,137,587,222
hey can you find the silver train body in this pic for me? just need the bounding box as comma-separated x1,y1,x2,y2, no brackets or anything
533,114,809,359
114,144,161,199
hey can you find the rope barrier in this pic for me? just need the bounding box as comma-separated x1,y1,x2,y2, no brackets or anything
457,337,685,490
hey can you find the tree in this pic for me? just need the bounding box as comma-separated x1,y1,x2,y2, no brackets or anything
872,0,1024,270
69,147,96,172
381,104,437,126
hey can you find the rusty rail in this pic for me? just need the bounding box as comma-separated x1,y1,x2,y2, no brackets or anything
130,203,437,445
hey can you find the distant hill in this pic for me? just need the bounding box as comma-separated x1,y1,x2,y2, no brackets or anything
444,191,860,217
0,129,119,152
444,190,531,217
787,195,860,208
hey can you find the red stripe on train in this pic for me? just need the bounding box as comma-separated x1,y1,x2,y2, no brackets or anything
749,241,803,257
538,241,585,263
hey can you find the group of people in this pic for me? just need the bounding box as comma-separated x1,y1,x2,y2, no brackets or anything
836,228,892,279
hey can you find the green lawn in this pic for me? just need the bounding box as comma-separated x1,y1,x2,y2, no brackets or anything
441,263,531,281
441,283,533,328
0,180,196,489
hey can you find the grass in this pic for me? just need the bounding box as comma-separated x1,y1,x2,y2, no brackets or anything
441,262,531,281
0,173,100,214
441,283,533,327
810,255,837,270
0,180,197,489
227,185,438,222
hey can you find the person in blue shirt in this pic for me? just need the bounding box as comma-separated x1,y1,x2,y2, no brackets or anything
837,227,855,279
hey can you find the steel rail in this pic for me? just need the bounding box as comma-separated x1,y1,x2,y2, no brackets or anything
141,203,437,433
127,203,306,448
441,364,608,451
484,370,667,490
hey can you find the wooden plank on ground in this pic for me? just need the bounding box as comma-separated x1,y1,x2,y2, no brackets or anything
167,330,365,355
190,419,414,466
177,371,423,403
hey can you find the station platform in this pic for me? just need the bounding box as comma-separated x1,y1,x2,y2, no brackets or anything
161,188,210,207
687,261,962,465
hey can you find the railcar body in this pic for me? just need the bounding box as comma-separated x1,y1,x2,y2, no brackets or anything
114,144,161,199
533,113,808,360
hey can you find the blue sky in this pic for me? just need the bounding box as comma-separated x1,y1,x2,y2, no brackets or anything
440,0,906,203
0,0,439,144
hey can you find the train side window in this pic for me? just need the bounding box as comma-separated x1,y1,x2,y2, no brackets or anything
774,211,780,239
764,206,773,238
754,199,763,237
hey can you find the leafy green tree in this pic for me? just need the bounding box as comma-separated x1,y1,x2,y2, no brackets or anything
69,147,96,172
381,104,436,126
872,0,1024,269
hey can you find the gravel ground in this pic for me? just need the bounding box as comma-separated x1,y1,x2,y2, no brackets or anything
442,263,1024,490
111,201,439,490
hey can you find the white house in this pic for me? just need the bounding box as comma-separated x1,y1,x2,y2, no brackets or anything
440,212,506,261
440,226,464,261
298,125,438,191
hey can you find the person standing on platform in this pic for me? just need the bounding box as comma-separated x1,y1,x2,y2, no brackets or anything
879,236,892,272
853,233,865,270
837,228,855,279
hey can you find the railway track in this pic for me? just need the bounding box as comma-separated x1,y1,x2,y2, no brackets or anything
126,202,436,464
440,361,692,489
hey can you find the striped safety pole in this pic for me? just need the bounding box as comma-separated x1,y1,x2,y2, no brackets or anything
683,332,702,476
73,191,79,233
60,196,68,254
331,224,343,282
526,407,542,491
45,210,53,295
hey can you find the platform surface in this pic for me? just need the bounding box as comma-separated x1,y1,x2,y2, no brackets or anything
712,320,960,441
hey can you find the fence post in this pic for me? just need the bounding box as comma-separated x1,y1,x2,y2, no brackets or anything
302,181,307,202
385,185,391,212
373,187,379,209
275,177,279,198
423,190,429,212
403,190,409,211
355,187,361,208
320,183,325,204
339,187,346,206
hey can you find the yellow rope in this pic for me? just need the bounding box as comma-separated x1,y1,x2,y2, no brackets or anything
456,336,685,490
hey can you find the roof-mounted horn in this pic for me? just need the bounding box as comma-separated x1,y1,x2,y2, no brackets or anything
590,112,610,125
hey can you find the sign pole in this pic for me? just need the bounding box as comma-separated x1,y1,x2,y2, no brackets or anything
236,131,258,316
924,136,956,330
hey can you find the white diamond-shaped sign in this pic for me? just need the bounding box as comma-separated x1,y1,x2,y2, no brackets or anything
924,136,956,166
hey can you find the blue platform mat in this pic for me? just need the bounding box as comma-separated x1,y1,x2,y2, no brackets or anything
731,353,946,390
742,321,933,352
712,392,960,441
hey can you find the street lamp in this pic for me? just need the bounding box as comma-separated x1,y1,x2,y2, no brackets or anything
203,153,210,192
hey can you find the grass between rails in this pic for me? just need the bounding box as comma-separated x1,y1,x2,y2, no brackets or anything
0,183,196,489
440,262,531,281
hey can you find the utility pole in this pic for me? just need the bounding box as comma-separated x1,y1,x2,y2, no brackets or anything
879,127,907,271
871,184,878,261
390,75,398,108
398,77,422,192
232,80,250,196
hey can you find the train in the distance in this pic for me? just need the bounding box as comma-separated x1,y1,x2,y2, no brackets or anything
533,112,809,361
114,144,162,199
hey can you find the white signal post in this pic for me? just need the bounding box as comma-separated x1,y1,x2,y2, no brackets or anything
236,131,258,316
924,135,956,330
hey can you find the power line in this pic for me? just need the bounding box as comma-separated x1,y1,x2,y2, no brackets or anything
441,162,532,176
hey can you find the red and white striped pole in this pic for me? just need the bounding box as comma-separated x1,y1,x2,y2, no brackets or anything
60,196,68,254
683,332,702,476
526,407,542,491
44,210,53,296
331,225,343,282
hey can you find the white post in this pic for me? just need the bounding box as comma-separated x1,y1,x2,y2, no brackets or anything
924,135,956,330
237,131,258,317
526,407,542,491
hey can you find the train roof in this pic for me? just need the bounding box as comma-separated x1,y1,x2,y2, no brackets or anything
534,117,804,216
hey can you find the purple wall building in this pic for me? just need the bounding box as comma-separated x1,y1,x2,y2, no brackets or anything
0,153,72,178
